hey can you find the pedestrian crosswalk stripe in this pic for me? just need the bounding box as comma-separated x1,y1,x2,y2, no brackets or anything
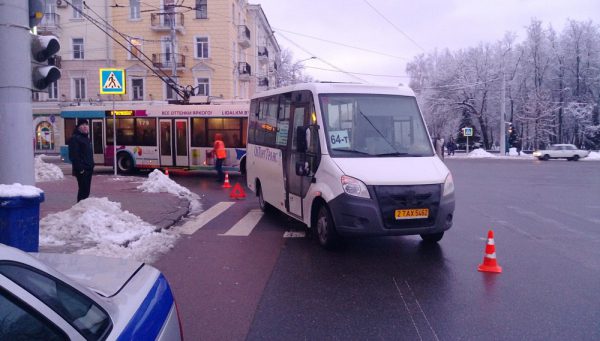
179,202,235,235
220,209,263,236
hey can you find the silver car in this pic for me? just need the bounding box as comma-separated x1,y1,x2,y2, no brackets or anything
533,144,590,161
0,244,183,340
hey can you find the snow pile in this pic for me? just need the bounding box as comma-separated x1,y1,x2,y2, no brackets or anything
35,155,64,182
467,149,495,158
40,197,177,263
0,183,44,198
585,151,600,160
137,169,202,214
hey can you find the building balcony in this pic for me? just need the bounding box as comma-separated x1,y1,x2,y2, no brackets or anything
257,76,269,91
38,13,60,34
152,53,185,69
257,46,268,64
238,25,251,49
151,13,185,33
238,62,251,81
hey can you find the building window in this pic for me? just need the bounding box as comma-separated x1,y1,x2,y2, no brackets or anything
48,81,58,100
73,78,86,99
196,78,209,96
73,38,84,59
128,37,143,59
72,0,83,19
196,0,207,19
195,37,209,59
165,83,178,100
132,78,144,100
130,0,140,19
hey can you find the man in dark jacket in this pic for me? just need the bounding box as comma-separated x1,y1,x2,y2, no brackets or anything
69,119,94,202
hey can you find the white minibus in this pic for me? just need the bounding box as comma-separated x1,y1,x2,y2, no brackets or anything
246,83,455,248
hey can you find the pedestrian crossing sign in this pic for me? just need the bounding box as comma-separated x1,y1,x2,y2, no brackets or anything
99,68,126,94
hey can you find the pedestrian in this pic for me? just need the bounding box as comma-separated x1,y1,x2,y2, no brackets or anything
435,135,445,160
446,137,456,156
213,133,227,183
68,119,94,202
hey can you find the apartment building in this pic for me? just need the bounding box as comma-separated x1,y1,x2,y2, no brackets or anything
31,0,280,154
110,0,280,102
32,0,113,154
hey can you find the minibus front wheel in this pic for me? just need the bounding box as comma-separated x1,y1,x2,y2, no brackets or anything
316,205,339,249
420,232,444,243
256,181,272,213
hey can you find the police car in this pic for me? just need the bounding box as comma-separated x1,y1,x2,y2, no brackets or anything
0,244,183,340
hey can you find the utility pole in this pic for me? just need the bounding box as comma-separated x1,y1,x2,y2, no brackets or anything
168,3,177,98
500,71,506,155
0,1,35,185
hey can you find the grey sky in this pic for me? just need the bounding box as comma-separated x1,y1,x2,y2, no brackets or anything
256,0,600,85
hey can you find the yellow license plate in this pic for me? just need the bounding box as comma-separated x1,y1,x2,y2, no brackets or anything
395,208,429,220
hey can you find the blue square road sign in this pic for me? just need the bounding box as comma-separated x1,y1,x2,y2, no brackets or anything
99,69,126,95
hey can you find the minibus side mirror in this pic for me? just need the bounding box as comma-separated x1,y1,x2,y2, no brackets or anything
296,126,307,153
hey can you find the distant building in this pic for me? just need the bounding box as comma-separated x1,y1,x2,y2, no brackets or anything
31,0,280,154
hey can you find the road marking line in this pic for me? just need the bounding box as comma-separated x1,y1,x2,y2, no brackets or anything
220,209,264,236
179,202,235,235
283,231,306,238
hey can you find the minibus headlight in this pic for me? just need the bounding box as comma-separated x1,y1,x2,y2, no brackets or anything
443,173,455,197
341,175,370,199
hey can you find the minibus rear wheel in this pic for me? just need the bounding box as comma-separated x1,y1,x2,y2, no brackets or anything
420,232,444,243
316,205,339,249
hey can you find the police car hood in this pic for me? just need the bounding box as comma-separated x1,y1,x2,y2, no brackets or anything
331,156,448,185
33,253,144,297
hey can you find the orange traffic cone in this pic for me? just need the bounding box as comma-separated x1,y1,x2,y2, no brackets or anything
165,168,169,177
222,172,232,189
478,230,502,273
229,183,246,199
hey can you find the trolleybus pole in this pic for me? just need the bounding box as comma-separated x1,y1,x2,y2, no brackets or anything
112,95,117,176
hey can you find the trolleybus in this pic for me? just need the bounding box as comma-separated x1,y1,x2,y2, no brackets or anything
60,100,249,174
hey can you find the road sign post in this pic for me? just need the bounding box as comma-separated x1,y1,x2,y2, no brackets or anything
462,127,473,154
100,69,125,176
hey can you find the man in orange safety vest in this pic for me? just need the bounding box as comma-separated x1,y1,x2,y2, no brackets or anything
213,133,227,183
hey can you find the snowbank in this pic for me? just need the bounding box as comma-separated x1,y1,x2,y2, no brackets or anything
467,149,496,158
585,151,600,160
0,183,44,198
40,197,177,263
137,169,202,214
35,155,64,182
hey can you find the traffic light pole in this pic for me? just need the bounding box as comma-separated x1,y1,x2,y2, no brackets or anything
0,1,35,185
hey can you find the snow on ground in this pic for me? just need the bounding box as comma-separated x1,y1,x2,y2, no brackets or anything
137,169,202,214
35,155,64,182
40,197,177,263
586,151,600,160
0,183,44,198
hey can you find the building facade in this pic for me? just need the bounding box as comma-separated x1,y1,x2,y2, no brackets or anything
31,0,280,154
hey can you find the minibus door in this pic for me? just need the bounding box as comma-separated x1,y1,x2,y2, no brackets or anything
286,105,315,218
90,119,104,164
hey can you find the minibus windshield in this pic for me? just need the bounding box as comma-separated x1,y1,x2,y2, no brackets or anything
319,94,434,157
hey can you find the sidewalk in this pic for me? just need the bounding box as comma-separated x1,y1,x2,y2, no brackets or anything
37,172,190,231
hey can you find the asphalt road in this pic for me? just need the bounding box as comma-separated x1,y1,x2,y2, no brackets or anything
154,159,600,340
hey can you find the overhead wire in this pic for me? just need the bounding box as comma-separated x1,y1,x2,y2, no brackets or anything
276,32,368,83
362,0,425,52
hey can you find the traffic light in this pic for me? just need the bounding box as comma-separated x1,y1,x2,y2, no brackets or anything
31,34,61,91
29,0,61,91
29,0,44,28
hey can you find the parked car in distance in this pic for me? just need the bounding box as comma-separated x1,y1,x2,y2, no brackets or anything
0,244,183,340
532,144,590,161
